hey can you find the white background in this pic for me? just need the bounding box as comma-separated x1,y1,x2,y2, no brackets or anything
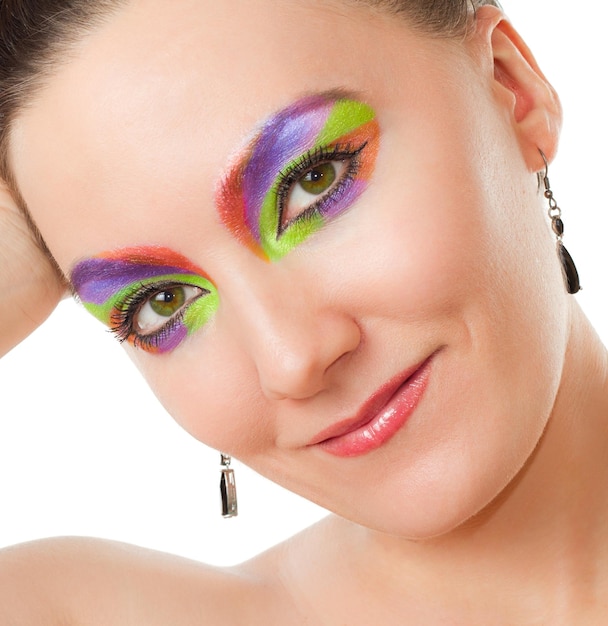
1,1,606,566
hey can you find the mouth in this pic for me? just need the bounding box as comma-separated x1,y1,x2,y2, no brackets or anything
309,355,434,457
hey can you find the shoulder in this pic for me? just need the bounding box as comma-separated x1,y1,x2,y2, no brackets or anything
0,536,293,626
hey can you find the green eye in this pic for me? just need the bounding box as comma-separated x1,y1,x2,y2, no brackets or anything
149,287,186,317
277,158,349,232
299,162,337,195
133,284,204,335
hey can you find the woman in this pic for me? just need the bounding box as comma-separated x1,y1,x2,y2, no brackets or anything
1,0,607,623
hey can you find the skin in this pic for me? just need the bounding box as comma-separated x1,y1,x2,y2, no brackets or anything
1,0,608,623
0,183,65,356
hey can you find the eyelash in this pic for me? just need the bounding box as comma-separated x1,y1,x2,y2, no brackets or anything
110,280,207,351
274,141,366,232
99,141,369,350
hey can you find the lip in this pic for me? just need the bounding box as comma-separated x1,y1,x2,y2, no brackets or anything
310,355,434,457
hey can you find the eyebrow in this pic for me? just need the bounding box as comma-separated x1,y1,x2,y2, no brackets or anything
71,246,205,304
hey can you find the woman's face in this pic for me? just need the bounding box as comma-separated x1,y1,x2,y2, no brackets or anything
10,0,568,538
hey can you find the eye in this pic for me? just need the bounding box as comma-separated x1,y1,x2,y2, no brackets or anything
134,285,204,334
108,278,217,354
276,144,365,234
281,159,349,227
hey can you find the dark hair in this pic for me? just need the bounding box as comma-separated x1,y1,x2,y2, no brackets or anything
0,0,127,187
0,0,500,188
351,0,501,35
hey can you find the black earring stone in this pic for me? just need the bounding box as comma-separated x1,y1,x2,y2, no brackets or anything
558,242,581,295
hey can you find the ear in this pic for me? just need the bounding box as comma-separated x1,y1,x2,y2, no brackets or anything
473,6,562,171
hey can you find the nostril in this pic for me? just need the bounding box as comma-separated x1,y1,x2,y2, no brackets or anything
258,357,325,401
255,313,361,401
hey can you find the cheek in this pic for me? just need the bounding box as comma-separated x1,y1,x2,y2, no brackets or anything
345,172,486,324
349,92,563,338
319,147,567,535
354,135,566,411
126,335,271,455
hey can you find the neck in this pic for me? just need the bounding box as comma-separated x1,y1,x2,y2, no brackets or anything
347,302,608,617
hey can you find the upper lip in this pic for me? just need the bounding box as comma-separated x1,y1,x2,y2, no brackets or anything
307,357,430,447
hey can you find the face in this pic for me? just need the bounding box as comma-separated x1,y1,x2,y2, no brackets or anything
9,0,569,538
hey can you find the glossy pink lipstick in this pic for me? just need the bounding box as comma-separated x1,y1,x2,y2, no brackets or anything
313,357,433,457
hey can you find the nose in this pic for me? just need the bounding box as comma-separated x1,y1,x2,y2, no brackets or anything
226,272,361,401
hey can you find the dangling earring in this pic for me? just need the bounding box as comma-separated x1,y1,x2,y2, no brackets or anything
539,150,581,294
219,453,238,518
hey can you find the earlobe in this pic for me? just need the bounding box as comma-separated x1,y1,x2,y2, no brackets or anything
475,7,562,170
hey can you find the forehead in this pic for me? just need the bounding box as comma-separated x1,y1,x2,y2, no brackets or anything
9,0,461,268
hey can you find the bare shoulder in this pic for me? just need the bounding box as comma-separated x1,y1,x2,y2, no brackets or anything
0,536,294,626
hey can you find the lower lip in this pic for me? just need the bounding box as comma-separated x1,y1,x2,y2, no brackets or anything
319,359,432,458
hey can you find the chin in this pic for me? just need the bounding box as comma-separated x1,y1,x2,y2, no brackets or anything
336,461,525,541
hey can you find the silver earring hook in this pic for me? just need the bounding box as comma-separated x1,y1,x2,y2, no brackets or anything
539,148,549,173
538,148,561,223
539,148,551,193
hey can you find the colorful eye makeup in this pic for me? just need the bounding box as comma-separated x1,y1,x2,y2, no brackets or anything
72,94,380,354
217,94,380,261
71,247,218,354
